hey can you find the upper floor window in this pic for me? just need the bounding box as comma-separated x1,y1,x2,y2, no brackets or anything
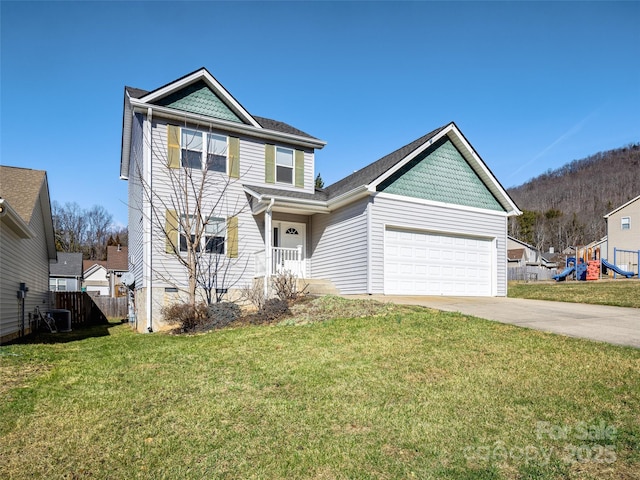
276,147,293,184
179,215,226,254
621,217,630,230
181,129,227,173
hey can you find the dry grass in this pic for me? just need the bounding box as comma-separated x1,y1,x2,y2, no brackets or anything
1,299,639,479
508,279,640,308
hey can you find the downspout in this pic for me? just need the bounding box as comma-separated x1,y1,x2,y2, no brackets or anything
145,107,153,332
366,197,372,294
264,198,275,297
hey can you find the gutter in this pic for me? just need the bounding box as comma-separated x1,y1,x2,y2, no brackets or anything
129,99,327,150
244,184,371,215
0,199,34,238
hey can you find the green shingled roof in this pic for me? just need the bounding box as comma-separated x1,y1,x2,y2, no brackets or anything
378,137,505,212
156,80,243,123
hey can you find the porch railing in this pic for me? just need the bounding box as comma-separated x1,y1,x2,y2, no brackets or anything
254,247,305,278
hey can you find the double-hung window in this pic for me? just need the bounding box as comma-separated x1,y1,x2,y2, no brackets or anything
276,147,294,184
181,130,203,169
207,134,227,173
49,278,66,292
621,217,630,230
181,129,227,173
179,216,226,254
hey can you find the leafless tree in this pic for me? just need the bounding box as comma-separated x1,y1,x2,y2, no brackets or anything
52,201,118,260
508,143,640,251
133,118,249,306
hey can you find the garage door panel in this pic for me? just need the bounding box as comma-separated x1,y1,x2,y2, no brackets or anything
385,227,492,296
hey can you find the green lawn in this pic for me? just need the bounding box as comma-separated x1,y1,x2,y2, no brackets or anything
508,280,640,308
1,299,639,479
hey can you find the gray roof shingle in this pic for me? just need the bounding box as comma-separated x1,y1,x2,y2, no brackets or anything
125,87,318,140
50,252,83,277
245,185,328,202
245,125,451,204
0,166,47,223
324,124,449,199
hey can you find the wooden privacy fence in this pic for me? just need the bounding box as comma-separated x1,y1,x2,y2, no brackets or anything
508,266,556,282
92,296,128,319
54,292,110,326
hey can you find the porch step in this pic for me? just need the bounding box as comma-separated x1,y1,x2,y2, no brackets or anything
299,278,340,296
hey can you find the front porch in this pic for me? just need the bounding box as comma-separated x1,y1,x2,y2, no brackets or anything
254,246,306,278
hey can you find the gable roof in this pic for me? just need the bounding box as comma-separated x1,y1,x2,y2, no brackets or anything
324,126,447,200
121,68,325,179
0,166,47,223
83,259,107,272
507,248,526,261
106,245,128,272
603,194,640,218
124,85,318,141
245,122,521,216
50,252,83,277
0,165,57,259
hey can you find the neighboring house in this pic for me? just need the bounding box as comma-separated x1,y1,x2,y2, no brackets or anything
0,166,57,343
507,236,556,268
604,194,640,274
120,68,521,332
106,245,129,297
83,260,109,296
49,252,83,292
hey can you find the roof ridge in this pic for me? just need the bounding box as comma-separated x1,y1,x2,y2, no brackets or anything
324,124,450,199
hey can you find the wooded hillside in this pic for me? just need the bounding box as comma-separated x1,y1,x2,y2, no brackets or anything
507,143,640,252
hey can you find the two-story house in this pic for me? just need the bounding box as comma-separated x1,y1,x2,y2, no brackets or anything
604,194,640,275
120,68,520,332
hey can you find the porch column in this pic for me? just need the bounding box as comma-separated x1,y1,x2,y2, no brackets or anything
264,207,272,297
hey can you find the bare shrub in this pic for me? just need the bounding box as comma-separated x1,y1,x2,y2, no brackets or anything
162,302,209,332
239,281,267,310
271,270,307,301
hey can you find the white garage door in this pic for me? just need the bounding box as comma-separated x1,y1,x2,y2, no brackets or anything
384,227,493,296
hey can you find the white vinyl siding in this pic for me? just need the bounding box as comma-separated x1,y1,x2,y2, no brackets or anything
310,197,369,294
128,113,145,287
143,121,264,294
370,194,508,296
0,198,52,342
126,117,319,327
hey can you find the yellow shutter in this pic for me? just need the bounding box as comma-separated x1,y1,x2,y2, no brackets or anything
167,125,181,169
165,209,179,253
226,216,238,259
295,150,304,188
229,136,240,179
265,144,275,184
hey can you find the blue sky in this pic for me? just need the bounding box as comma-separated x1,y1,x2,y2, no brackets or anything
2,1,638,227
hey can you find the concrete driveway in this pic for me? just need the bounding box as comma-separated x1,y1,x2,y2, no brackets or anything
345,295,640,348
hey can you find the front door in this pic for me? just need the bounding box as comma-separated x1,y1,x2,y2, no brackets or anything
274,222,306,277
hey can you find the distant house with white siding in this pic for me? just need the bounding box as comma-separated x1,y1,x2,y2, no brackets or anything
0,166,57,343
83,260,109,296
120,68,521,332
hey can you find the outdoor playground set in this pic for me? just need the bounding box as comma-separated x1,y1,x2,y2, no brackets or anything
553,246,639,282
